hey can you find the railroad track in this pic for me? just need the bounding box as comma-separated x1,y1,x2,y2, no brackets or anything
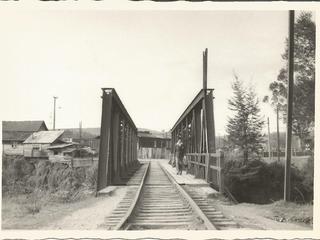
103,161,240,230
183,185,240,230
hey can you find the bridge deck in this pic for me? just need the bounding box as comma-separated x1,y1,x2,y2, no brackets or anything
147,159,215,187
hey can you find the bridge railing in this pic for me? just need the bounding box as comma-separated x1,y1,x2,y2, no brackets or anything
97,88,139,192
170,87,223,192
185,152,224,192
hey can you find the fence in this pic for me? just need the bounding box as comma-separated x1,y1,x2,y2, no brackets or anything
49,155,98,168
185,152,224,192
138,148,171,159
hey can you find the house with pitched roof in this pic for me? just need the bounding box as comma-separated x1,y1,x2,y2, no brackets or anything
2,121,48,155
23,130,66,158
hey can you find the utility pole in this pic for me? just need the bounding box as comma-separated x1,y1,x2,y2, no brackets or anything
79,121,82,157
203,48,208,90
79,121,82,144
284,10,295,202
53,96,58,130
267,117,271,161
277,104,280,162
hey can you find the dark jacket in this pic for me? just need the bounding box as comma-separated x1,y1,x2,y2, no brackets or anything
175,142,185,160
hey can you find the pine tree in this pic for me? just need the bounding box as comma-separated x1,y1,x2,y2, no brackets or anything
226,76,265,163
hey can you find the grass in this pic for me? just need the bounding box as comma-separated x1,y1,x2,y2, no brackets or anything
2,191,96,229
265,200,313,225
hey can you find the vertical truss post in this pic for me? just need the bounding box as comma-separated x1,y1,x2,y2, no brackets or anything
125,123,129,170
120,118,126,177
97,88,137,192
205,90,216,183
112,109,121,184
97,90,113,191
129,127,133,166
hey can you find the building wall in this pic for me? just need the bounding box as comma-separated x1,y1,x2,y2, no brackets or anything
47,146,76,157
2,143,24,155
23,143,51,158
138,147,171,159
138,137,171,148
137,137,171,159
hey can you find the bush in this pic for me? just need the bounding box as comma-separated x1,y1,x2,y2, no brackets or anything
224,159,314,204
85,164,98,189
301,153,314,200
2,155,97,203
2,155,35,195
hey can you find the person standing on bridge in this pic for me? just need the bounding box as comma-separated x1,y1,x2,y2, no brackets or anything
175,136,185,175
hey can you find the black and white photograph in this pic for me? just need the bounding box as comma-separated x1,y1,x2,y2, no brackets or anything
0,2,318,239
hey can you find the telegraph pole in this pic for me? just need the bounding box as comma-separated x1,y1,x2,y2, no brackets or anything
284,10,295,202
203,48,208,90
277,104,280,162
267,117,271,161
79,121,82,144
53,96,58,130
79,121,82,157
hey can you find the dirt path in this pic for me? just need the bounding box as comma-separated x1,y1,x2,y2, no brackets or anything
2,187,127,230
183,185,312,230
214,202,312,230
46,187,127,230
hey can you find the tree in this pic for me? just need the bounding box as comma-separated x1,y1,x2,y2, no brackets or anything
267,12,315,149
226,76,265,163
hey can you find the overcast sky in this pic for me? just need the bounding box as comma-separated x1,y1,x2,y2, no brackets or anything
0,10,299,135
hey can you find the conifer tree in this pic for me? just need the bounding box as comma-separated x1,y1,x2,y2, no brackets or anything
226,76,265,163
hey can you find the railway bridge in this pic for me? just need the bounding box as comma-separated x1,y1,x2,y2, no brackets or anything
96,49,237,230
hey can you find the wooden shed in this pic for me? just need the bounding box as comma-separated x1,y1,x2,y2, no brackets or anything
2,121,48,155
23,130,65,158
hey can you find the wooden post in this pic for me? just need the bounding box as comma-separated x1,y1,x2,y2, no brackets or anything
277,105,281,162
284,10,295,202
195,107,201,178
219,151,224,193
203,48,208,90
267,117,271,160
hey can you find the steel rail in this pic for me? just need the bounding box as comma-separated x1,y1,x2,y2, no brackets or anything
159,163,216,230
114,161,150,230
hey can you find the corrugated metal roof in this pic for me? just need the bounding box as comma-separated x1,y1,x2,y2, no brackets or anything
23,130,64,144
2,121,48,132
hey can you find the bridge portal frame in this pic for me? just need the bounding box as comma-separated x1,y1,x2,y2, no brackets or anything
171,88,223,192
97,88,138,192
